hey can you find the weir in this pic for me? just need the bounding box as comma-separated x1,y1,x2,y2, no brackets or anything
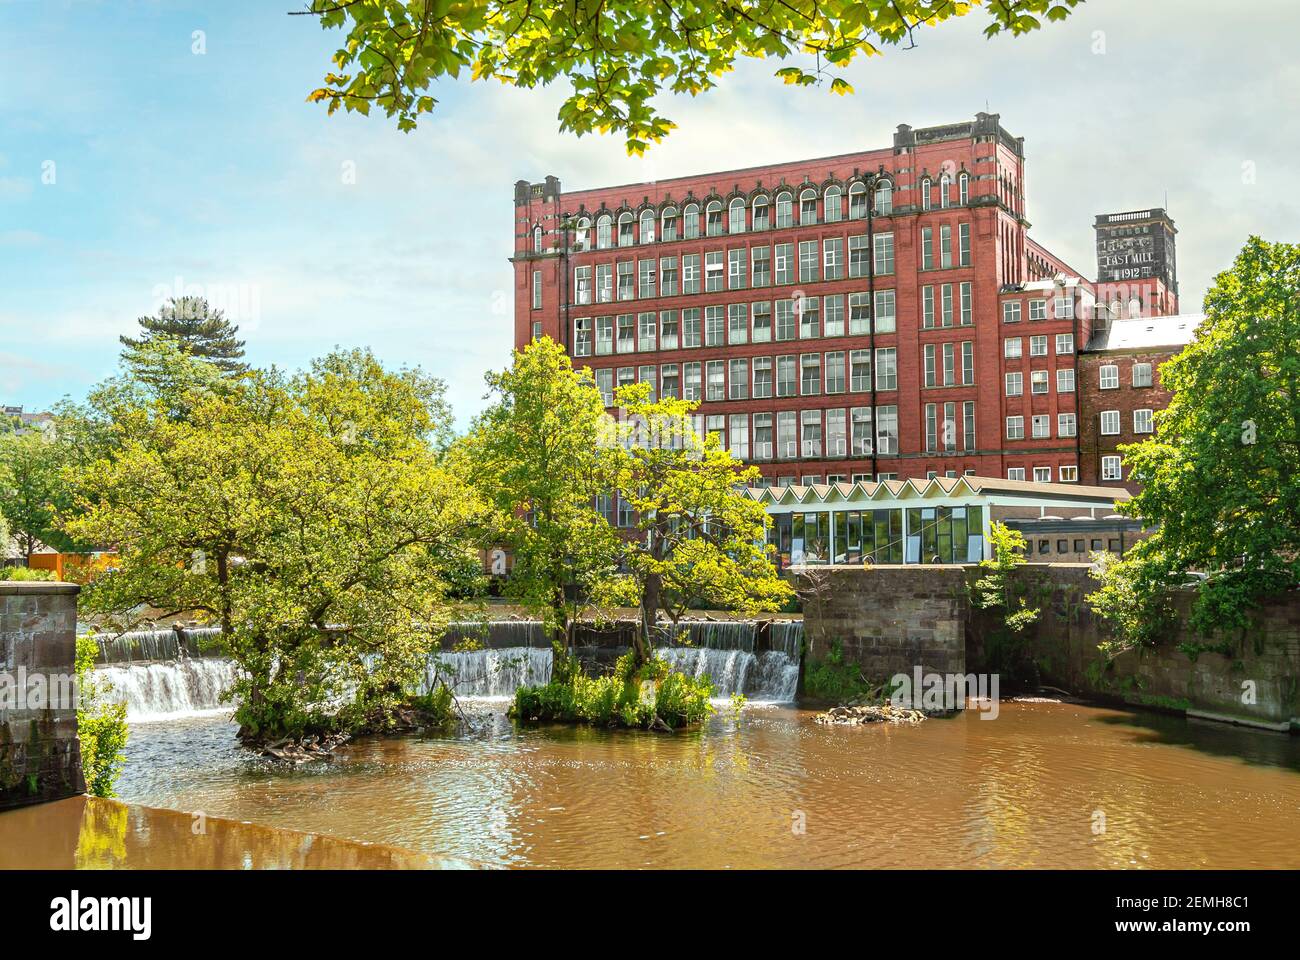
94,618,806,720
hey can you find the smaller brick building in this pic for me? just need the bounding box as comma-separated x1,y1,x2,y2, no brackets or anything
1077,312,1203,492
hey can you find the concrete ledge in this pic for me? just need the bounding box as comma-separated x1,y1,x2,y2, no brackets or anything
1186,709,1293,733
0,581,81,597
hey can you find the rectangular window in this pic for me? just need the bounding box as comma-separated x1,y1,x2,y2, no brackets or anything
1031,414,1050,439
1133,408,1154,433
823,294,845,337
849,292,871,335
921,227,933,270
962,341,974,386
959,223,971,266
728,303,748,345
939,224,952,269
1005,372,1023,396
1058,413,1076,437
875,348,897,391
876,405,898,454
874,233,895,275
596,316,614,355
574,266,592,305
752,357,773,399
728,249,747,290
923,344,936,388
800,353,821,396
850,407,873,455
1102,456,1122,481
729,359,749,400
799,240,819,283
659,257,678,296
922,286,935,329
753,413,773,460
1100,364,1119,389
705,251,724,292
959,282,972,326
1007,467,1025,481
596,368,614,406
848,235,869,278
681,361,702,400
704,305,725,347
532,270,542,309
617,261,634,300
1057,368,1075,392
823,238,844,280
682,308,701,348
963,400,975,451
775,299,796,341
638,259,656,298
751,301,772,342
874,289,896,333
1029,299,1047,321
940,283,954,327
574,317,593,356
826,408,846,457
704,361,723,401
799,296,820,339
1054,296,1074,319
682,254,701,294
801,410,822,457
942,342,956,386
638,364,657,400
1056,333,1074,354
661,363,680,399
1100,410,1120,435
1031,370,1049,394
1033,466,1051,483
1004,337,1022,358
1132,362,1153,387
596,263,613,303
1059,465,1078,483
659,310,679,350
616,314,635,353
925,403,937,451
777,411,797,459
850,350,871,392
1030,335,1048,357
825,351,846,393
751,246,771,287
776,355,796,397
774,243,794,284
1002,301,1021,324
637,312,657,351
729,413,749,459
1006,416,1024,440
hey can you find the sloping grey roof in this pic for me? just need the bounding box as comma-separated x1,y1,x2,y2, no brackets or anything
1087,313,1204,352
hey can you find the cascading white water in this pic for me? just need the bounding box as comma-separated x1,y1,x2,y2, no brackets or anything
96,659,238,722
424,647,553,698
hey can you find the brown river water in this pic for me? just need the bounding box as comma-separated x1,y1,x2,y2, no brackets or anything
32,698,1292,869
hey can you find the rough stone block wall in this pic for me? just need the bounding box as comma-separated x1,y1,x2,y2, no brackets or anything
798,565,969,682
0,582,85,810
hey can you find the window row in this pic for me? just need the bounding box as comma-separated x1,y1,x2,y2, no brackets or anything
590,349,900,405
922,342,977,388
1003,333,1074,358
1001,296,1076,323
572,294,899,356
921,282,975,328
922,401,977,452
571,236,897,303
686,406,900,461
1098,409,1154,435
1005,368,1077,396
1098,362,1153,389
1007,466,1079,483
1005,414,1079,440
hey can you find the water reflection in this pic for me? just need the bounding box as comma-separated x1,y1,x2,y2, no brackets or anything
31,701,1300,869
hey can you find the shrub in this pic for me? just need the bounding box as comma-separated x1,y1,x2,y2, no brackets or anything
802,639,879,705
511,652,714,730
75,633,129,797
0,566,55,582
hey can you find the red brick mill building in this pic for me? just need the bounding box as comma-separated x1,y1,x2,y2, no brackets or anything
511,114,1196,498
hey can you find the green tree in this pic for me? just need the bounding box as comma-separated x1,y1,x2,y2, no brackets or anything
75,633,129,798
971,521,1040,687
606,383,792,665
1094,237,1300,644
67,347,488,742
456,338,620,662
0,427,81,560
301,0,1080,152
120,296,247,375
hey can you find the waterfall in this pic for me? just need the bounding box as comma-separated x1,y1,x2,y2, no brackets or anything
653,646,799,703
95,626,225,664
424,647,553,698
96,658,238,722
768,621,804,659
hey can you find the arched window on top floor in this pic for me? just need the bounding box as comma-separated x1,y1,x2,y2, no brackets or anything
596,213,613,249
617,211,634,246
824,185,842,223
532,224,543,253
775,190,794,228
751,195,770,231
873,179,892,216
920,177,932,212
799,187,818,225
661,205,678,242
728,197,746,234
639,208,656,244
958,172,969,205
573,216,591,252
683,202,700,239
705,199,724,236
848,181,867,219
939,173,951,209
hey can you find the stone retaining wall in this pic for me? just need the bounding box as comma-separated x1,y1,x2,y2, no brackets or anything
0,582,85,810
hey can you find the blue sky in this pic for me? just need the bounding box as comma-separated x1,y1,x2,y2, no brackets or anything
2,0,1296,425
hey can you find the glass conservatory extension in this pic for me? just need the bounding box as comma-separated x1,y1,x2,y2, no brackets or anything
748,476,1130,567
